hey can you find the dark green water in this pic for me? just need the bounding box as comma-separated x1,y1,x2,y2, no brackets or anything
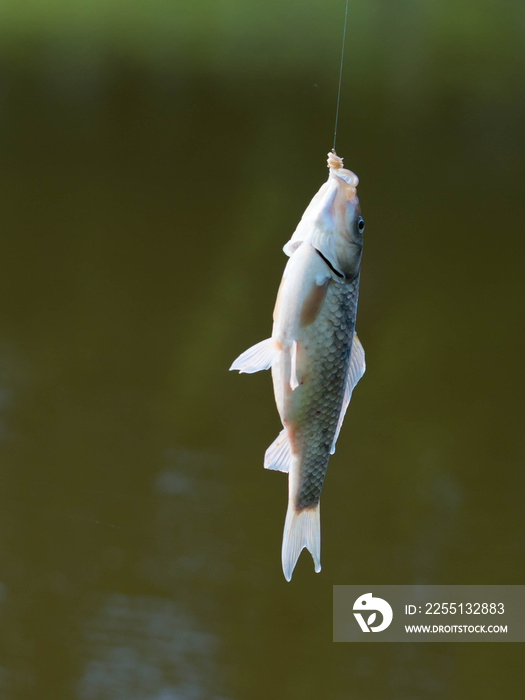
0,2,524,698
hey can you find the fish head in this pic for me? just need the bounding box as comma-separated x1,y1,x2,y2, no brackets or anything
283,151,364,279
327,151,364,278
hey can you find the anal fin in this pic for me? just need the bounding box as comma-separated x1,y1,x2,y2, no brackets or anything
264,428,292,473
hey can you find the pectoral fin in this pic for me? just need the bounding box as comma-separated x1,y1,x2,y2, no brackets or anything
299,274,330,327
229,338,278,374
330,333,366,454
290,340,299,390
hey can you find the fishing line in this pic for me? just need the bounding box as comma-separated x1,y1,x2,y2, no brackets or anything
333,0,350,152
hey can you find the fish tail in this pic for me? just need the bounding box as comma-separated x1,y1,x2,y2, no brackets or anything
281,502,321,582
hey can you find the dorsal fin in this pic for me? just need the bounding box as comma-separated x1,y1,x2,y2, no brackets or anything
330,333,365,454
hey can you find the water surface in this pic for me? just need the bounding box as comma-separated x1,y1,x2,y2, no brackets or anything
0,2,524,698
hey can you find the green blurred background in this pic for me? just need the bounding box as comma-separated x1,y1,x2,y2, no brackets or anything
0,1,524,698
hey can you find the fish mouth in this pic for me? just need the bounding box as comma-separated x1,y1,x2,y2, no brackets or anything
328,151,359,188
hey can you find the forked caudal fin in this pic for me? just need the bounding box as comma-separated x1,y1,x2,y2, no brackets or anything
282,502,321,582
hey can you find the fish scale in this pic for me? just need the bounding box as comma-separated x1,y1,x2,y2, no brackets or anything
294,273,359,509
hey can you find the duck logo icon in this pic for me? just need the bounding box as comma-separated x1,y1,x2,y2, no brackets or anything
353,592,393,632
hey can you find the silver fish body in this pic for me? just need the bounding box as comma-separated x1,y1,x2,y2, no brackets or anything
231,152,366,581
272,245,360,509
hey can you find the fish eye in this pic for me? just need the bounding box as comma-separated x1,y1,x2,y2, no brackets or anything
357,216,365,233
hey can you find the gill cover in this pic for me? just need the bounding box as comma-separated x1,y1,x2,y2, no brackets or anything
283,152,363,279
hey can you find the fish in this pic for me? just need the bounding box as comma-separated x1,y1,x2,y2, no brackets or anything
230,151,366,581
